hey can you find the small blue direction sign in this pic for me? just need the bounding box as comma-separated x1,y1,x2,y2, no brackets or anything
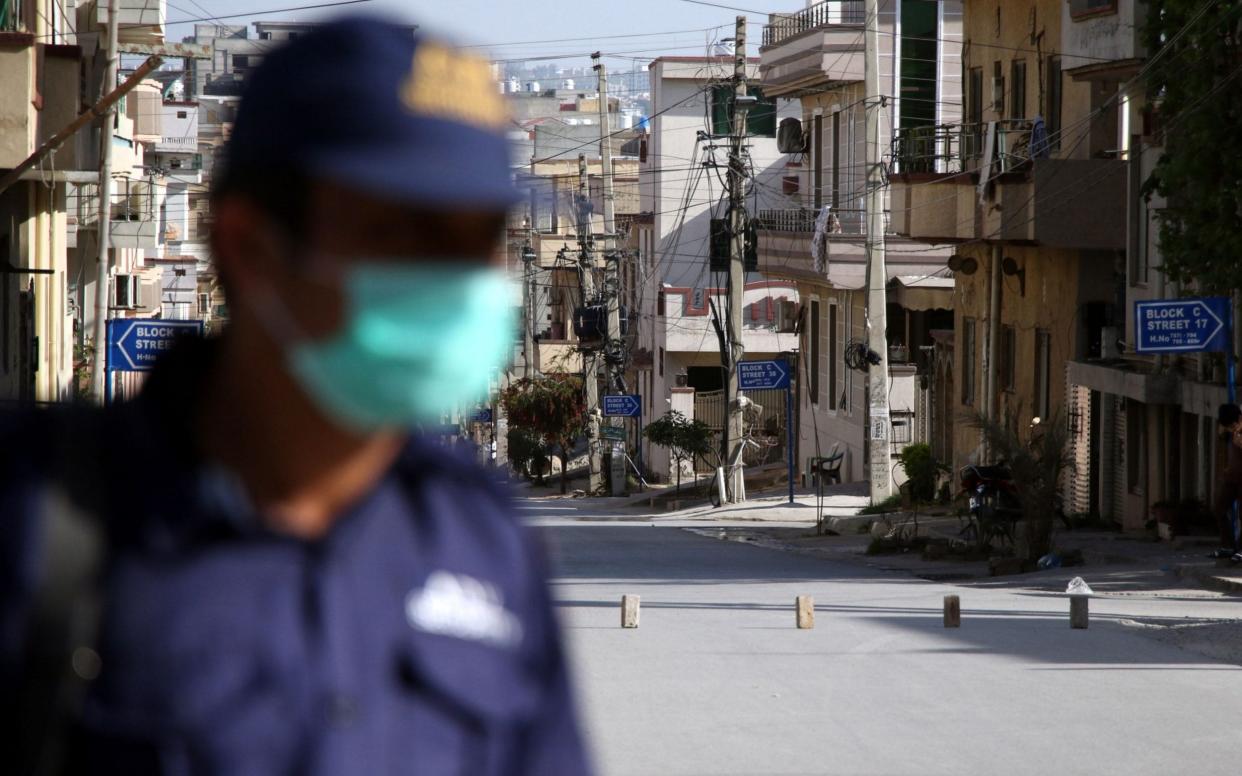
1135,297,1230,353
107,318,203,372
470,407,494,424
603,394,641,417
738,359,791,390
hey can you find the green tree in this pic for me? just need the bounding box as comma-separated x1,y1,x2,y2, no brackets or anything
1141,1,1242,291
644,410,713,494
506,426,550,485
500,375,586,494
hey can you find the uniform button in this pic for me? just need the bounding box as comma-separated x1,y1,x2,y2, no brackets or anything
326,694,359,728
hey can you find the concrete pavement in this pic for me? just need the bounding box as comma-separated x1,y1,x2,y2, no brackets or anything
528,499,1242,776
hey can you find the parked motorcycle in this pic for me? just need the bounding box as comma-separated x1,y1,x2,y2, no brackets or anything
958,463,1022,546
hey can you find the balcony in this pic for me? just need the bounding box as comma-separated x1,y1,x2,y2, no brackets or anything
759,1,864,97
888,121,1126,249
95,0,165,45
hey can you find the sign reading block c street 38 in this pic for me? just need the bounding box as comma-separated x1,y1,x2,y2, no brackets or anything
1135,297,1229,354
738,359,791,390
107,319,204,372
603,395,641,417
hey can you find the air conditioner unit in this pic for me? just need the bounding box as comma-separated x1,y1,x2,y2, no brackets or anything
777,300,800,333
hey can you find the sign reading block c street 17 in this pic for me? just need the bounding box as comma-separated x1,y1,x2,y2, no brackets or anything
738,359,791,390
603,394,641,417
107,319,204,372
1135,297,1230,354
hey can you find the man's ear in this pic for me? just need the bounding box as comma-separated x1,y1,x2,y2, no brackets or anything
211,196,287,295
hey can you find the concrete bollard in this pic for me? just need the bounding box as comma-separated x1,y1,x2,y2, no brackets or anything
621,595,640,628
943,595,961,628
1070,596,1089,629
796,596,814,629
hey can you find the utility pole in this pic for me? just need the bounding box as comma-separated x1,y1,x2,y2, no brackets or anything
594,53,626,497
577,153,603,494
522,235,536,379
864,0,894,504
725,15,751,503
91,0,120,404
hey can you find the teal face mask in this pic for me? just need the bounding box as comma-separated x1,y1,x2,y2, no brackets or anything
262,263,515,431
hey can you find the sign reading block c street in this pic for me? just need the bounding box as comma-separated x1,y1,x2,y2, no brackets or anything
738,359,791,390
1135,297,1229,354
603,394,641,417
107,319,204,372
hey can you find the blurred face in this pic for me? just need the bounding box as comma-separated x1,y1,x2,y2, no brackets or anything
212,179,514,431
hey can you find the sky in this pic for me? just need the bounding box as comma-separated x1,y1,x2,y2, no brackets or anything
162,0,794,67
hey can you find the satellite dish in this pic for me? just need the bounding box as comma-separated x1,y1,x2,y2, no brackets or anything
947,254,963,272
1002,256,1021,275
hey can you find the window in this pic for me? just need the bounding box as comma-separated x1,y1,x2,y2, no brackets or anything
658,346,664,377
1000,325,1016,391
828,303,839,411
809,299,821,405
891,411,914,444
961,318,976,406
176,110,187,119
991,61,1004,115
1046,56,1062,150
967,68,983,125
1009,60,1026,119
710,85,777,137
898,0,939,130
233,55,250,69
1034,329,1051,419
198,292,209,316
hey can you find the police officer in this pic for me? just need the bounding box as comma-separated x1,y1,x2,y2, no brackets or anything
0,16,592,775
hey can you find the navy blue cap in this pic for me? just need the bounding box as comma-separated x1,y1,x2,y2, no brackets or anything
224,16,519,209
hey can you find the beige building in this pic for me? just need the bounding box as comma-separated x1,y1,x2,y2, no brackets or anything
888,0,1161,526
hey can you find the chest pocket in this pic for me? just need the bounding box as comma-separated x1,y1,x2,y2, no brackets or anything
391,632,542,776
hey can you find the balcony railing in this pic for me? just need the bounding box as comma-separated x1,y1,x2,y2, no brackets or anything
757,207,871,235
762,1,864,48
892,120,1038,175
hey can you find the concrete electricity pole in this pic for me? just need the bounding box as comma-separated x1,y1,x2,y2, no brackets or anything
593,53,626,497
522,237,536,379
91,0,121,403
725,15,752,503
577,153,603,494
864,0,894,504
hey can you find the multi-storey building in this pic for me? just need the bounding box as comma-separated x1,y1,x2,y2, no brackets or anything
889,0,1132,512
756,0,962,486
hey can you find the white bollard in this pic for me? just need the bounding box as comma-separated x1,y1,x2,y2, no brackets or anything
796,595,814,629
621,594,640,628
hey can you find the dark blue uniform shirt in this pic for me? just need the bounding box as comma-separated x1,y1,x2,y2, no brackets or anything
0,340,591,775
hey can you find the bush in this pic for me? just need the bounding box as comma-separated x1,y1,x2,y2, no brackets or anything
898,443,944,503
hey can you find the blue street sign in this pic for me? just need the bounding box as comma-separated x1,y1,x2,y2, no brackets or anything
470,408,494,424
738,359,791,390
106,318,204,372
603,394,642,417
1135,297,1230,353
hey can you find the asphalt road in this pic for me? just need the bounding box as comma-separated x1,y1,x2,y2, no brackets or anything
525,500,1242,776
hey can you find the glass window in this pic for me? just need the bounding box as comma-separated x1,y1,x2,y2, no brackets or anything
828,303,838,411
1000,325,1015,391
1009,60,1026,119
809,299,821,405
